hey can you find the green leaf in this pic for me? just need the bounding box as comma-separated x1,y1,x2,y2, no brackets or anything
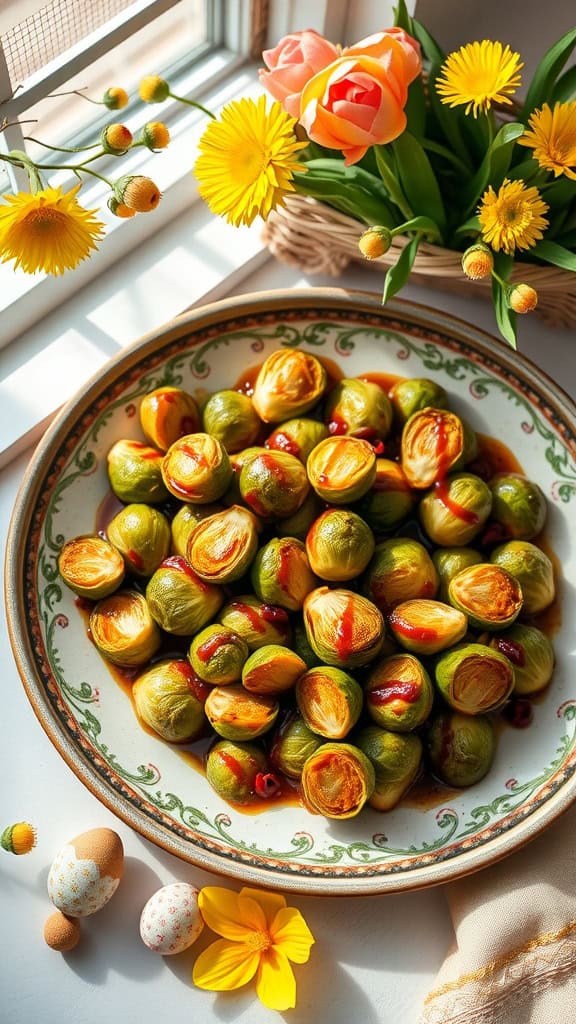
460,122,525,214
426,64,473,170
293,176,396,228
393,0,415,34
539,177,576,209
382,235,421,303
374,146,413,220
530,239,576,272
451,215,481,242
410,18,445,65
397,215,442,239
492,253,517,349
391,132,446,236
404,74,427,139
506,156,540,180
552,64,576,103
522,26,576,119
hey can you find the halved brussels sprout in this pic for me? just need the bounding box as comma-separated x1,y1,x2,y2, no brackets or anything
201,390,261,453
205,739,268,804
170,502,224,558
324,378,393,440
146,555,224,635
388,599,468,656
365,653,434,732
132,659,208,742
427,711,496,787
354,458,415,532
186,505,260,584
276,492,324,541
296,666,363,739
107,439,169,504
301,743,375,819
488,623,555,696
490,541,555,615
389,377,449,424
435,643,514,714
266,418,328,462
270,714,324,779
89,589,161,666
242,644,307,695
218,595,292,649
189,624,249,685
305,509,375,582
307,436,377,504
58,534,125,599
489,473,547,540
251,349,327,423
419,473,492,547
401,407,477,489
432,547,483,603
139,385,200,452
204,684,279,741
161,432,232,503
303,587,385,668
239,449,310,518
356,726,422,810
362,537,439,613
106,503,171,577
251,536,318,610
448,562,523,629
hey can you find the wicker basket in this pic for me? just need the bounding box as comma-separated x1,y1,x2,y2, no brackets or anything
262,193,576,329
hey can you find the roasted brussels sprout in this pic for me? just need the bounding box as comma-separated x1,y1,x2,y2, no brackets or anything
365,653,434,732
432,547,483,603
205,739,268,804
146,555,224,635
89,589,161,666
266,418,328,462
305,509,375,582
419,473,492,547
251,348,327,423
188,624,249,685
490,540,555,615
488,623,555,696
132,659,208,742
427,711,496,787
107,503,171,577
389,377,449,424
448,562,523,629
296,666,363,739
388,599,468,656
58,534,125,599
204,684,279,741
239,449,310,519
251,536,318,610
435,643,514,714
324,377,393,440
354,458,415,532
303,587,385,668
276,491,324,541
201,390,261,453
401,407,477,489
489,474,547,540
356,726,422,810
139,385,200,452
107,439,170,504
170,501,224,558
292,621,322,668
301,743,375,819
218,595,292,649
307,436,377,504
161,432,232,503
362,537,439,613
242,644,307,695
186,505,260,583
270,714,324,779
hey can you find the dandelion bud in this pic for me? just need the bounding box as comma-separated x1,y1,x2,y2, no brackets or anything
101,123,133,155
507,283,538,314
103,87,129,110
114,175,161,212
139,75,170,103
461,243,494,280
2,822,37,855
358,226,392,260
108,195,136,219
141,121,170,150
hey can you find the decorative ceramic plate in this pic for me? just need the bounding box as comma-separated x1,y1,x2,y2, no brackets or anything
6,288,576,895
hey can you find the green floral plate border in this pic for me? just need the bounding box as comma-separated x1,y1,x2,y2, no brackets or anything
6,288,576,895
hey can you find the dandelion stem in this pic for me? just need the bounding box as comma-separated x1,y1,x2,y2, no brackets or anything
23,135,100,153
168,90,215,119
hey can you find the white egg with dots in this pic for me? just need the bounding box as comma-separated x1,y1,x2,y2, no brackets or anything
140,882,204,954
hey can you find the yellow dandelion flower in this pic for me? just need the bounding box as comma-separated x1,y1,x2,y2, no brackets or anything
478,178,549,254
193,886,314,1011
1,822,37,855
194,96,307,227
436,40,523,117
0,185,104,275
518,101,576,180
508,283,538,313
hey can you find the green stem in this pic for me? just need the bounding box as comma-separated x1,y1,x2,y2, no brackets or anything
420,138,471,177
168,90,215,119
33,162,114,187
23,135,100,153
47,88,103,105
491,267,509,289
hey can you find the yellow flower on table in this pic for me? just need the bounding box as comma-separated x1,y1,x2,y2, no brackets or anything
0,184,104,275
518,101,576,180
192,885,315,1011
436,40,523,117
478,178,549,255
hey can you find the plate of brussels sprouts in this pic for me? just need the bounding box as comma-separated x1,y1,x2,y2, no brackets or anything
6,288,576,894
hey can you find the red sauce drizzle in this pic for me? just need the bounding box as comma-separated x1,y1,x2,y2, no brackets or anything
255,772,282,798
267,432,300,457
128,441,162,460
276,545,293,592
434,478,480,524
260,604,289,624
434,411,452,481
495,638,526,666
335,600,355,658
390,611,438,643
127,548,144,571
328,415,348,435
196,633,229,663
160,555,208,588
217,750,246,782
368,681,420,706
229,602,266,633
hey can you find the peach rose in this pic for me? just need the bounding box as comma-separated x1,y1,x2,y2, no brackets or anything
300,56,409,166
345,29,422,99
258,29,339,118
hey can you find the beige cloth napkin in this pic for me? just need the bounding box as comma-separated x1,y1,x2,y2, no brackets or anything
420,804,576,1024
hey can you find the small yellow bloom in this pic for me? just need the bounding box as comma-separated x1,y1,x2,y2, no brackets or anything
103,86,129,110
508,283,538,313
139,76,170,103
518,101,576,180
0,185,104,275
101,123,133,154
193,886,315,1011
461,242,494,279
359,226,392,260
436,40,523,117
1,822,37,855
478,178,549,255
114,175,161,212
141,122,170,150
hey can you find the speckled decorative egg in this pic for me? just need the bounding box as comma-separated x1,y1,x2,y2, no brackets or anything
139,882,204,954
47,827,124,918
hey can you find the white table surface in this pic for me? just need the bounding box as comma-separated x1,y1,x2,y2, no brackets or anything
2,259,574,1024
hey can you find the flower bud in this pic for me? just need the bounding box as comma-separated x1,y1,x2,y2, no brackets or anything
141,121,170,149
461,243,493,280
101,123,133,155
507,283,538,314
359,226,392,260
108,195,136,218
114,175,161,212
103,87,129,110
1,821,37,855
139,75,170,103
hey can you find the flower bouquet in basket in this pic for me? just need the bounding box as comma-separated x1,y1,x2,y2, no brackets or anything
195,1,576,348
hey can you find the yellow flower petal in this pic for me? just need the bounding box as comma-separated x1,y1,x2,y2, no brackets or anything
256,947,297,1011
0,185,104,275
270,906,315,964
239,886,286,928
478,177,549,254
193,938,260,991
198,887,266,941
436,40,522,117
518,101,576,180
